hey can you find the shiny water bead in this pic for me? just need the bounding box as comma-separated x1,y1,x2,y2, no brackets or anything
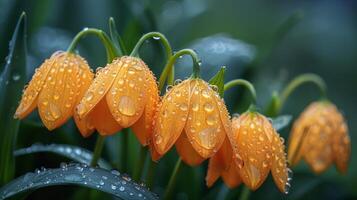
288,101,351,174
230,112,289,193
15,51,94,133
154,78,230,163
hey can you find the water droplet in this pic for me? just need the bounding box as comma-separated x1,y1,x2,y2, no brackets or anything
204,103,214,112
259,135,265,142
192,103,199,111
198,128,217,148
174,79,182,85
201,89,210,98
206,115,217,125
64,174,83,182
153,36,160,40
111,184,117,190
46,103,61,121
179,103,188,111
118,96,136,116
12,74,20,81
155,135,162,144
119,186,125,191
166,85,173,92
86,92,94,101
53,94,60,100
99,180,104,185
111,170,120,176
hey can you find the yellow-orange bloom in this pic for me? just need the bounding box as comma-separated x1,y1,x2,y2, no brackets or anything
77,56,159,145
14,51,94,136
288,101,350,174
206,138,242,188
153,78,230,165
229,112,290,193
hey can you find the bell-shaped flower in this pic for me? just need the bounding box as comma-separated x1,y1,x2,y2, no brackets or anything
15,51,94,136
288,101,350,174
153,78,230,165
229,112,291,193
77,56,159,145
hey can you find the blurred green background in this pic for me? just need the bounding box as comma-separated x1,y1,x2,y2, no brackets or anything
0,0,356,199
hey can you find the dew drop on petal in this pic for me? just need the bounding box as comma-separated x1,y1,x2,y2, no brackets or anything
118,96,136,116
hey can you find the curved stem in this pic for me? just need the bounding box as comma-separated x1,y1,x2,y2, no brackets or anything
67,28,119,62
158,49,201,91
163,158,182,200
224,79,257,104
133,146,147,181
239,186,251,200
129,32,175,90
278,73,327,112
90,135,105,167
146,159,157,189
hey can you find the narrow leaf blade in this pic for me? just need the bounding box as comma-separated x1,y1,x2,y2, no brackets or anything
271,115,292,131
0,12,27,185
208,66,226,97
0,163,158,200
14,144,111,169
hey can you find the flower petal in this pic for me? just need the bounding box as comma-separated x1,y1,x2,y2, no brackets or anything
184,80,225,158
232,113,272,191
221,163,241,189
303,124,332,174
176,132,205,166
131,67,159,145
73,61,95,137
271,131,289,193
37,53,80,130
90,99,122,136
77,60,121,118
15,54,54,119
332,121,350,173
153,80,191,155
287,118,309,166
106,57,147,128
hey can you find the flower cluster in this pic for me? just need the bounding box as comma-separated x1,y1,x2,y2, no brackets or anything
14,31,350,195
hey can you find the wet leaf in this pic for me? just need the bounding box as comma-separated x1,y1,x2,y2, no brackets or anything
271,115,292,131
208,66,226,97
0,163,158,200
0,12,27,185
14,143,111,169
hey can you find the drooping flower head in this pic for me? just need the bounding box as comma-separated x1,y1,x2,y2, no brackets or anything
77,56,159,145
153,78,231,165
229,112,291,193
15,51,94,136
288,101,350,174
206,138,242,188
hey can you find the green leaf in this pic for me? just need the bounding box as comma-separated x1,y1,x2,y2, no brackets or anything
0,163,158,200
0,12,27,185
208,66,226,97
109,17,127,56
271,115,292,131
14,144,111,169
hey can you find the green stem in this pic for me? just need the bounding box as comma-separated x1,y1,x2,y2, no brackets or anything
133,146,147,181
278,73,327,113
224,79,257,104
146,159,157,189
239,186,251,200
163,158,182,200
129,32,175,90
158,49,201,91
120,129,129,172
67,28,119,62
90,135,105,167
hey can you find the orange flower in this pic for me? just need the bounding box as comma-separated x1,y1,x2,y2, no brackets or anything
206,138,242,188
229,112,290,193
153,78,230,165
288,101,350,174
77,56,159,145
14,51,94,136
